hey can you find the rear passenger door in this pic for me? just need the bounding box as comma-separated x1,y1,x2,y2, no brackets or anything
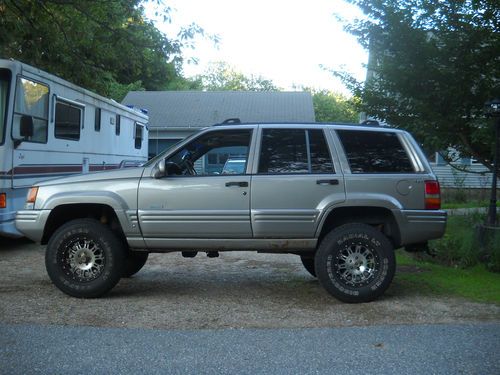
250,127,345,238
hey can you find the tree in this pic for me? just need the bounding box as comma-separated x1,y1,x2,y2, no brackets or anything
336,0,500,169
0,0,198,100
197,62,280,91
310,89,360,123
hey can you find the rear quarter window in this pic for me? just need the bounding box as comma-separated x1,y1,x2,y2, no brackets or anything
337,130,414,173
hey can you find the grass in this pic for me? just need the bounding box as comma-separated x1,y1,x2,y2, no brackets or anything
442,201,500,209
396,251,500,304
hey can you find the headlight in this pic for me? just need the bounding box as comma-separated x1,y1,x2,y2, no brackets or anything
25,187,39,210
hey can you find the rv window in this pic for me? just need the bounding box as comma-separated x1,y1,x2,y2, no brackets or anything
116,114,121,135
0,69,10,145
13,77,49,143
95,107,101,132
55,101,81,141
134,123,143,149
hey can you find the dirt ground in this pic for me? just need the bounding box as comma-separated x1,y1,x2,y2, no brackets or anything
0,237,499,330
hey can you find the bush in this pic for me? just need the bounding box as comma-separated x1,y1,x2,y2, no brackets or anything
428,213,500,272
429,216,479,268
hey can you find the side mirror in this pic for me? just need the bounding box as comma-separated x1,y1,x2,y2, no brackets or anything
153,159,166,179
20,115,34,138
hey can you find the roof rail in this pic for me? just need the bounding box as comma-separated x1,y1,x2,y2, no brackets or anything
222,118,241,124
360,120,380,126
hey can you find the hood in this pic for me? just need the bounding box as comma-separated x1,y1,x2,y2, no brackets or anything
36,167,145,187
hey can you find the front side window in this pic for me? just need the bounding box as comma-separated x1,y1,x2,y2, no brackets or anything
55,101,81,141
0,69,11,145
166,129,252,176
258,129,334,174
13,77,49,143
337,130,414,173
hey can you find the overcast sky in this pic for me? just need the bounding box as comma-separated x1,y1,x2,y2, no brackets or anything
147,0,367,95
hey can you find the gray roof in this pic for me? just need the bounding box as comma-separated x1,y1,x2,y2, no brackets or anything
122,91,315,128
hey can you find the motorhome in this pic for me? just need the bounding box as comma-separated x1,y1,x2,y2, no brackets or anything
0,59,148,237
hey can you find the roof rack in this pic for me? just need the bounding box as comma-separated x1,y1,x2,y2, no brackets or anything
214,118,242,126
360,120,380,126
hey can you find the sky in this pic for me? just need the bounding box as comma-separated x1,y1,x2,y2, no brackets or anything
146,0,368,95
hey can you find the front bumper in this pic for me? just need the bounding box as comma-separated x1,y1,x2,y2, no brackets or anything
395,209,447,246
15,210,51,243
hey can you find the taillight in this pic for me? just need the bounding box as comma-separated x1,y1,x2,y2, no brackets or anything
425,180,441,210
0,193,6,209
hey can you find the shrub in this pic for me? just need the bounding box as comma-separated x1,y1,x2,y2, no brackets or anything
429,216,478,267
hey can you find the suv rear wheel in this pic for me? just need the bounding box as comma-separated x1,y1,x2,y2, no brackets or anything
315,223,395,303
45,219,125,298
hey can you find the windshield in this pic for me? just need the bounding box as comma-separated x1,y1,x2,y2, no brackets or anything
0,69,11,145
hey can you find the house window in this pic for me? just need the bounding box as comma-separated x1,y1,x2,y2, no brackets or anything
55,100,81,141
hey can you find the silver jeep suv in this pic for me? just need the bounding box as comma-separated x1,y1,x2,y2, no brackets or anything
16,122,446,302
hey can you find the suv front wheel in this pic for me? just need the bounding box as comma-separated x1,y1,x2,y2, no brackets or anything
45,219,125,298
315,223,395,303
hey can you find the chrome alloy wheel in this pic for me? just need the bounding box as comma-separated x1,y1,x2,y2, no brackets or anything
60,237,105,282
334,243,379,286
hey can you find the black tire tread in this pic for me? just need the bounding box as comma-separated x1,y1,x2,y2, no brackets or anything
45,218,125,298
315,223,395,303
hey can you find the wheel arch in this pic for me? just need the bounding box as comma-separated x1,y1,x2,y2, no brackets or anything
41,203,126,245
316,206,402,248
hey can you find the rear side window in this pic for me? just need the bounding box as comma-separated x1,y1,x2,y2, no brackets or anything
258,129,334,174
337,130,414,173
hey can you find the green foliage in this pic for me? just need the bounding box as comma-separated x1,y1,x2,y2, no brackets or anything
396,251,500,303
430,215,480,268
309,89,360,123
428,214,500,272
197,62,280,91
337,0,500,170
0,0,198,100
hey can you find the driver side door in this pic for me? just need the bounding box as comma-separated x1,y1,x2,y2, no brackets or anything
138,128,255,245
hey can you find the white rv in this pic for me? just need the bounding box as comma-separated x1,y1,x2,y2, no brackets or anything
0,59,149,237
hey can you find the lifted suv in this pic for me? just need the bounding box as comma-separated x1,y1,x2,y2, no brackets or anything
16,122,446,302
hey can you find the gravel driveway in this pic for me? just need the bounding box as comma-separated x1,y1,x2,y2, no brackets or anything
0,238,499,330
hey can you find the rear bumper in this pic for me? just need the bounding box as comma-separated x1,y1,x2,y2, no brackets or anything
15,210,51,243
395,209,447,246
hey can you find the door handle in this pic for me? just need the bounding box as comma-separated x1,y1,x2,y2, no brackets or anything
225,181,249,187
316,179,339,185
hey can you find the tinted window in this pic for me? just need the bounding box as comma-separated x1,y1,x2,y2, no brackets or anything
309,129,334,173
116,114,121,135
135,123,143,149
55,101,81,141
0,69,10,144
258,129,334,174
337,130,414,173
95,107,101,131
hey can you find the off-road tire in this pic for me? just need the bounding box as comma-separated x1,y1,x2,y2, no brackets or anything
45,218,125,298
122,251,149,278
315,223,395,303
300,255,316,277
